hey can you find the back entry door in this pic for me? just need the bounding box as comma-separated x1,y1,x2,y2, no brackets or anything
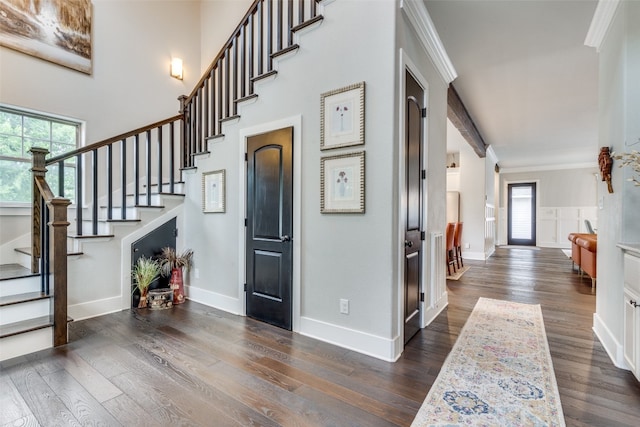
507,182,537,246
246,127,293,330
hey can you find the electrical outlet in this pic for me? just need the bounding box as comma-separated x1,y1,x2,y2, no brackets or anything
340,299,349,314
464,243,470,249
194,268,200,279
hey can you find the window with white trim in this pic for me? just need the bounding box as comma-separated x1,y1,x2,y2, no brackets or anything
0,106,79,204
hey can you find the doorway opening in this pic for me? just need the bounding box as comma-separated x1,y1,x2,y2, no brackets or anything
507,182,536,246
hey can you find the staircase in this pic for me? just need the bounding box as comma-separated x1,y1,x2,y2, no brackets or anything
0,0,326,361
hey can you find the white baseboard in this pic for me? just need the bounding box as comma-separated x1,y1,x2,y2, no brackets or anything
593,312,628,370
462,250,488,261
424,292,448,327
68,296,123,321
299,316,397,362
0,327,52,362
185,285,242,315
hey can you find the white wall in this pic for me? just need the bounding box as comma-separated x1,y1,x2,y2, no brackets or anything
396,1,450,340
593,0,640,369
498,167,598,246
0,0,201,314
184,0,408,360
0,0,201,145
200,0,253,74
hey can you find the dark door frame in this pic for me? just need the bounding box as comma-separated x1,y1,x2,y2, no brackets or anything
239,117,302,332
507,181,537,246
398,64,429,345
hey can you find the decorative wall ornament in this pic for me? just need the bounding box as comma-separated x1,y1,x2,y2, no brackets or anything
320,151,365,213
0,0,93,74
598,146,614,193
320,82,365,150
202,169,225,213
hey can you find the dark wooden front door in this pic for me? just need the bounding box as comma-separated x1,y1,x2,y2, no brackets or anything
404,71,424,344
246,127,293,330
507,182,537,246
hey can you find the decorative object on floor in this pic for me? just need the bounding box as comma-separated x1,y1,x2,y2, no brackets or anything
447,265,470,281
148,288,173,310
612,149,640,186
320,151,365,213
320,82,365,150
411,298,565,427
0,0,93,74
598,147,614,193
159,247,193,304
202,169,226,213
132,256,161,309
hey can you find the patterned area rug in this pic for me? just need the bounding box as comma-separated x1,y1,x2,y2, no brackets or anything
447,266,470,281
411,298,565,427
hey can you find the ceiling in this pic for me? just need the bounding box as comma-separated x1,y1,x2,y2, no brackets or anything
425,0,600,170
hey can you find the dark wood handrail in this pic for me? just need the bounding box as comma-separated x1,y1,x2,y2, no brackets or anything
45,115,182,166
183,0,262,106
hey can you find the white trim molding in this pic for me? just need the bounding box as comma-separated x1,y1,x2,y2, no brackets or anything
500,162,598,175
299,316,400,362
585,0,621,52
186,286,242,315
593,312,628,369
400,0,457,84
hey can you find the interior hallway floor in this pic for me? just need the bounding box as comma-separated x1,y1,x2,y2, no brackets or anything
1,247,639,426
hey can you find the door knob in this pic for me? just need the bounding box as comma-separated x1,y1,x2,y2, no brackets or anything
280,235,291,242
405,240,413,248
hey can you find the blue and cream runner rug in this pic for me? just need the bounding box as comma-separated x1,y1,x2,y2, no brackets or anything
411,298,565,426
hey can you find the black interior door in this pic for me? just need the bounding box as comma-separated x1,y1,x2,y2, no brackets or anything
246,127,293,330
131,217,176,307
507,182,536,246
404,71,424,344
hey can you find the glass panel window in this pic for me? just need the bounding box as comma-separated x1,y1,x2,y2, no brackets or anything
0,106,80,204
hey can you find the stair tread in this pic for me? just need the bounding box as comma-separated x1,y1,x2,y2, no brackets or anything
0,315,72,339
0,291,51,307
0,315,53,338
68,234,115,239
14,247,82,257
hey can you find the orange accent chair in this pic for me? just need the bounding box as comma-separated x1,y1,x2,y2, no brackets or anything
453,222,463,269
446,223,457,276
576,235,597,289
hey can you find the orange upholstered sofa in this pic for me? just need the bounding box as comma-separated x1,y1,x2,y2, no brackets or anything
567,233,597,288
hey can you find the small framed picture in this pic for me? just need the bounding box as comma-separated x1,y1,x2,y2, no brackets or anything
321,151,365,213
202,170,225,213
320,82,365,150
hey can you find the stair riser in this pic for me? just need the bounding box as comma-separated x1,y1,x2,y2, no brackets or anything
0,327,52,361
0,277,41,298
0,299,50,326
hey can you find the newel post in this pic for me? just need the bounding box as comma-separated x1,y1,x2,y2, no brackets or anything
50,196,71,346
30,147,48,274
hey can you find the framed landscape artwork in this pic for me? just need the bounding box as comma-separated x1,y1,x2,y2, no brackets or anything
0,0,93,74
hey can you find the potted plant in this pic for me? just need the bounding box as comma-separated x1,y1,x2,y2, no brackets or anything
159,247,193,304
132,256,161,308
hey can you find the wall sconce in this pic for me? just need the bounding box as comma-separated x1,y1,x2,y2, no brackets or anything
170,58,183,80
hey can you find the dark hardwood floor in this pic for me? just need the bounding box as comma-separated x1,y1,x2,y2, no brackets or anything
2,247,639,426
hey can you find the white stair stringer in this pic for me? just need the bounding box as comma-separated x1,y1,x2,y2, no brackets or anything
0,327,52,361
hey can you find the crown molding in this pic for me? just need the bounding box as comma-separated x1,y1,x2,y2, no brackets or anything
400,0,457,84
585,0,621,52
486,145,499,165
500,162,598,175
